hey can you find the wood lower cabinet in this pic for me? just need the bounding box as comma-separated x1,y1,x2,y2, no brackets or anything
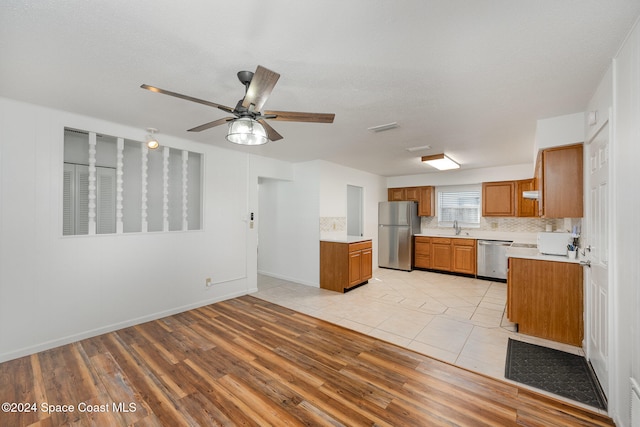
507,257,583,346
451,239,476,275
430,238,452,271
415,237,477,275
349,242,373,287
414,236,431,268
320,240,372,292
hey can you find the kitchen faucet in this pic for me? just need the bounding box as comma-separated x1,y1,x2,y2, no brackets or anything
453,220,461,235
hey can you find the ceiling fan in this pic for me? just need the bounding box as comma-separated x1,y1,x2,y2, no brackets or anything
141,65,335,146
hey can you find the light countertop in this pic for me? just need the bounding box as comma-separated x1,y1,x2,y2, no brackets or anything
416,229,581,264
415,229,537,244
506,246,582,264
320,236,372,244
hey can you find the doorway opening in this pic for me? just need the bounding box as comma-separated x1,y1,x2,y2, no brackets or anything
347,185,363,237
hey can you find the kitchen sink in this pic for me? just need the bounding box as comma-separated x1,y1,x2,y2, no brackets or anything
510,243,537,248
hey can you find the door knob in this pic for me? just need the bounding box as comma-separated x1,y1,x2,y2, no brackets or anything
580,260,591,267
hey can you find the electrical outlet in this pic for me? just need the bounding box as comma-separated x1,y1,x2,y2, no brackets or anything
205,277,212,287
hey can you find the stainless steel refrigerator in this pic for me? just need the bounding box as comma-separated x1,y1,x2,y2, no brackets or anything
378,201,421,271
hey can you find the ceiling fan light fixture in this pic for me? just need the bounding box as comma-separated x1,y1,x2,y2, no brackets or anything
145,128,160,150
421,153,460,170
226,118,268,146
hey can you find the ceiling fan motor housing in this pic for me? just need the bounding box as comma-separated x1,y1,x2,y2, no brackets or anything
237,71,254,88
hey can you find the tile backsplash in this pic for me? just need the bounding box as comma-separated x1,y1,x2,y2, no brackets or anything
421,216,572,233
320,217,346,232
321,215,579,235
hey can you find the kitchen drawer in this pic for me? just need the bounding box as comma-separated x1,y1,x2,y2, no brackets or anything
453,238,476,247
415,236,431,244
415,255,430,269
415,244,430,256
415,241,431,256
432,237,451,244
349,241,372,252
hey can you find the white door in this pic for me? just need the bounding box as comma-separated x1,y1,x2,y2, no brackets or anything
585,116,611,397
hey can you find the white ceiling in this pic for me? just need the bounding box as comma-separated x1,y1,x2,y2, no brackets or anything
2,1,639,177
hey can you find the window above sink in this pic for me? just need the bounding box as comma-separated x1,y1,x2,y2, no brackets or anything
436,184,482,229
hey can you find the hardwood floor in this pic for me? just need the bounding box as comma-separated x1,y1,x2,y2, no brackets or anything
1,295,614,426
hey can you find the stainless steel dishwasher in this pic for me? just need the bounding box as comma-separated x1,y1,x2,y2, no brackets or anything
477,239,513,281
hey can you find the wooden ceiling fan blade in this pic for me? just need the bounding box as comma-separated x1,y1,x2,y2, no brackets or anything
258,119,283,141
187,117,234,132
241,66,280,112
263,110,335,123
141,84,235,114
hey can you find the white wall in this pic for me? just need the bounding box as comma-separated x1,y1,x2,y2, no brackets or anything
387,114,584,190
257,160,387,286
247,155,295,291
0,97,278,362
257,161,321,286
0,97,386,359
318,160,387,264
387,163,533,188
535,112,586,150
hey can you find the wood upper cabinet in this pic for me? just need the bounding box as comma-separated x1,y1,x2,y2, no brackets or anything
430,238,452,271
534,150,544,217
482,181,516,216
507,257,583,346
388,188,406,201
320,240,372,292
451,239,476,275
387,186,435,216
537,143,584,218
482,179,540,217
515,178,539,217
418,186,435,216
405,187,420,201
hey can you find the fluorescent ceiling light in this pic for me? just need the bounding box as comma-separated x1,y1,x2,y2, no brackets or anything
405,144,431,152
421,153,460,170
367,122,398,132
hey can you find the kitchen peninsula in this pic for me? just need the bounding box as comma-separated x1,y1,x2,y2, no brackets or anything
506,245,583,346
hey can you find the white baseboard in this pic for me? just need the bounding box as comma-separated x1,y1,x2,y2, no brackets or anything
257,270,319,287
632,377,640,427
0,290,248,363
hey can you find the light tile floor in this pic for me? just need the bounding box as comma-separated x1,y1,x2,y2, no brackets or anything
252,268,598,410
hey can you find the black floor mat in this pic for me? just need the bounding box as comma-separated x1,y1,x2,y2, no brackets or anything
505,338,607,410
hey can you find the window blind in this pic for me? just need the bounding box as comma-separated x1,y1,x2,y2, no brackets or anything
438,189,481,224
